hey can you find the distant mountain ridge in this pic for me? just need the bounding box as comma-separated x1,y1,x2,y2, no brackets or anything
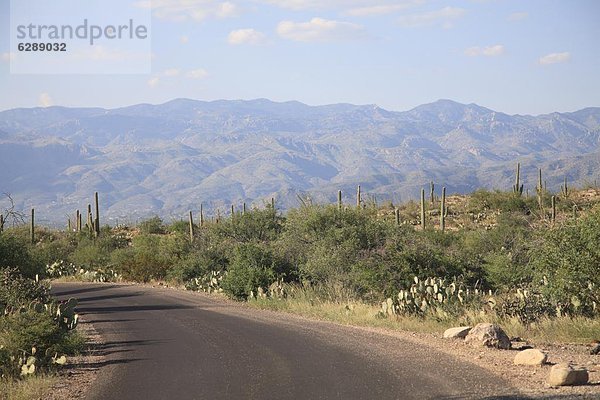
1,98,599,225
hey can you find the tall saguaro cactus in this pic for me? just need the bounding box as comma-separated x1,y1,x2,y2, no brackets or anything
337,190,342,211
561,176,569,198
551,196,556,224
395,208,400,225
430,181,435,203
537,168,544,209
420,188,426,230
513,163,523,196
356,185,361,208
30,208,35,244
0,214,4,234
440,187,446,232
94,192,100,237
200,203,204,227
188,211,194,243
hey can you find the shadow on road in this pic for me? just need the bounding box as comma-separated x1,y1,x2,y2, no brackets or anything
76,292,144,303
53,285,123,297
86,318,142,324
77,304,194,314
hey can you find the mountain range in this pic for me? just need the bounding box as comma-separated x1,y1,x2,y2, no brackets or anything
1,98,599,225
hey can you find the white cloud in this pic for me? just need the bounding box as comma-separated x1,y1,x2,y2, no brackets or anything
216,1,239,17
508,12,528,21
262,0,422,13
465,44,505,57
187,68,209,79
164,68,181,77
39,93,53,107
539,52,570,65
397,6,465,28
1,52,15,62
345,1,423,16
228,29,267,45
134,0,240,22
148,77,160,87
180,35,189,44
277,18,367,42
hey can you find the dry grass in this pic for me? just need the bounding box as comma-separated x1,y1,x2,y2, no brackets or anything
247,291,600,345
0,375,58,400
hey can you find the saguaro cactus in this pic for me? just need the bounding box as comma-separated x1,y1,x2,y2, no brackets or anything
513,163,523,196
338,190,342,210
0,214,4,234
94,192,100,237
420,188,426,230
430,181,435,203
200,203,204,227
87,204,93,233
537,168,544,208
30,208,35,244
188,211,194,243
440,187,446,232
561,176,569,198
356,185,361,208
551,196,556,224
395,208,400,225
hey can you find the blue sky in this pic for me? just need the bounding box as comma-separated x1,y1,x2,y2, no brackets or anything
1,0,599,115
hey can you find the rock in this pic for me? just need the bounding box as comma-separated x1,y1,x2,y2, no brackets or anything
464,323,511,349
590,343,600,355
443,326,471,339
514,349,547,366
547,364,589,386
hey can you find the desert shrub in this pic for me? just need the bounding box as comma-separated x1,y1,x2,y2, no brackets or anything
167,248,229,283
112,232,190,282
462,213,534,289
138,216,166,234
168,220,192,235
221,243,284,300
468,189,535,213
69,231,129,271
0,268,51,312
278,205,387,287
208,208,282,244
529,206,600,315
0,231,40,278
0,310,83,378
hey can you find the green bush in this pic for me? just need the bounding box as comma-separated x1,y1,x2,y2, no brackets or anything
529,206,600,315
0,310,82,378
138,216,166,234
112,232,190,282
0,268,50,312
0,231,40,278
468,189,536,213
221,244,280,300
167,248,228,283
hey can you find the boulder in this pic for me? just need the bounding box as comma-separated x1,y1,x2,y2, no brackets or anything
547,364,589,386
443,326,471,339
590,343,600,355
464,323,511,349
513,349,547,366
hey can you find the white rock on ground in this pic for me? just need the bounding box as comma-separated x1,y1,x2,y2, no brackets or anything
464,323,511,350
443,326,471,339
547,364,589,386
513,348,547,366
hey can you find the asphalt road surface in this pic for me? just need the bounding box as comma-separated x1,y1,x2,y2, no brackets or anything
53,283,525,400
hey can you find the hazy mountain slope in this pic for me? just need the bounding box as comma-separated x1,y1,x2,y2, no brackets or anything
0,99,598,225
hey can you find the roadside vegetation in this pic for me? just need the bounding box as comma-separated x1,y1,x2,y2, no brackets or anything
0,229,84,399
1,185,599,359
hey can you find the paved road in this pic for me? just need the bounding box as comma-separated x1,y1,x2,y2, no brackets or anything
53,283,524,400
